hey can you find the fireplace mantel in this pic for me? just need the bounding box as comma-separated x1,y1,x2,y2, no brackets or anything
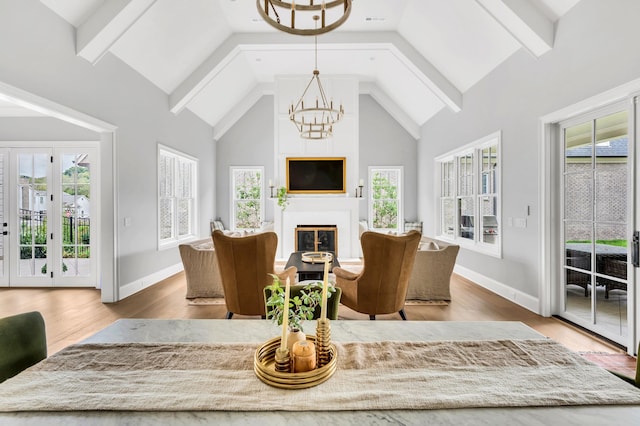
272,197,360,259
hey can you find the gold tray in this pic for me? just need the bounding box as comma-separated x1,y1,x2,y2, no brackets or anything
301,251,333,264
254,335,337,389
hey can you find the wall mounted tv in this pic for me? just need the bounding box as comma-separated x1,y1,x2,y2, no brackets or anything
286,157,346,194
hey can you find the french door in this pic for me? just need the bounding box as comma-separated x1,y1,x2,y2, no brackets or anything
559,102,631,346
0,144,98,287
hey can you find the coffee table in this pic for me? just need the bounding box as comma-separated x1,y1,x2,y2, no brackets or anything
285,251,340,281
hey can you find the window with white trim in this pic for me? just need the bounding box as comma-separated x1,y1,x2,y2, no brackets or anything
230,167,264,231
369,166,403,232
436,132,501,256
158,145,197,248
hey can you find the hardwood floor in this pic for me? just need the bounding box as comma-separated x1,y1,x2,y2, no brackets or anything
0,271,633,361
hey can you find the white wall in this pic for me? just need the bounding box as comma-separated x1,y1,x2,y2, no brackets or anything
216,94,419,226
418,0,640,304
0,0,215,297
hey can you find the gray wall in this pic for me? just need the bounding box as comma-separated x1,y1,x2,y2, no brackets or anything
418,0,640,298
215,94,418,227
359,95,418,222
216,95,275,228
0,117,100,140
0,0,215,292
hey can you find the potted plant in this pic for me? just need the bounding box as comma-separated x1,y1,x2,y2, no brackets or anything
276,186,289,211
265,274,336,332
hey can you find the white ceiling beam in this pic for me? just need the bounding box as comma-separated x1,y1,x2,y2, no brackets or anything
76,0,157,65
476,0,554,57
213,83,274,141
360,82,421,140
170,31,462,116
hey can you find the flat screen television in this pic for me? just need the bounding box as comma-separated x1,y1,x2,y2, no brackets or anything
286,157,346,194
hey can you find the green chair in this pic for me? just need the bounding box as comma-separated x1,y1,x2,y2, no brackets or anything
264,283,342,321
0,311,47,383
609,343,640,388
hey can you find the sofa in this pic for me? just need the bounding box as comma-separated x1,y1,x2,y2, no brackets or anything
179,238,224,299
406,237,460,301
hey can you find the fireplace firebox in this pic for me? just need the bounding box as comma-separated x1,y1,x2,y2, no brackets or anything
295,225,337,256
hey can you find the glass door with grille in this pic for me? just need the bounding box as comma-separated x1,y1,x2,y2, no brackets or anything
0,149,8,286
560,105,630,346
5,146,97,287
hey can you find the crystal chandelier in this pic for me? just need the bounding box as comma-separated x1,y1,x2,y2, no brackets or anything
256,0,352,36
288,16,344,140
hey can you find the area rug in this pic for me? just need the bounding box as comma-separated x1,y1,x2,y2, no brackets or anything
187,298,225,306
2,339,640,412
405,300,449,306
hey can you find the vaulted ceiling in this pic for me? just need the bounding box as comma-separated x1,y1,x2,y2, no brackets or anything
22,0,581,139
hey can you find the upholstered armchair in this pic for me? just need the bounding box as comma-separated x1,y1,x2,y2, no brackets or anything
212,230,297,319
334,230,421,320
406,237,460,301
0,311,47,383
179,238,224,299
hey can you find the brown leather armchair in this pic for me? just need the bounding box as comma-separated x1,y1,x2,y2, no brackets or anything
334,230,421,320
212,230,297,319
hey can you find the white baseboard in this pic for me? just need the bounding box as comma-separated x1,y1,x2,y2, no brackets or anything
454,264,540,314
119,263,184,301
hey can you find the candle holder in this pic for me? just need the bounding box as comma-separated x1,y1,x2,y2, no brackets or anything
270,185,275,198
274,347,291,373
357,185,364,198
315,318,332,368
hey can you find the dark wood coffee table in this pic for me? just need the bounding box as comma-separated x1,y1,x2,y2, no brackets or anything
285,251,340,282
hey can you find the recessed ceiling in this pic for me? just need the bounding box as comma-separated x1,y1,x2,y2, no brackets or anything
23,0,583,139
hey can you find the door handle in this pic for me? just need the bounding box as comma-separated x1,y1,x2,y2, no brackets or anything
633,231,639,267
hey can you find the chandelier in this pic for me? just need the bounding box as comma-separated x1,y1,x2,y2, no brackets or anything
256,0,353,36
288,16,344,139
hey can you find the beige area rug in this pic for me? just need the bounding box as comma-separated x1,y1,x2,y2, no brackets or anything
188,298,225,306
2,339,640,412
405,300,449,306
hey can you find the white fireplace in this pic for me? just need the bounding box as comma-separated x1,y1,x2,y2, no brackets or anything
272,196,360,259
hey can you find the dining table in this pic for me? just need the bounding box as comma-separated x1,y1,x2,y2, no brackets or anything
1,319,640,425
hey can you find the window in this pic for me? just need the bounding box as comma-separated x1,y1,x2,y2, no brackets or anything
436,132,501,256
158,145,197,249
230,167,263,231
368,166,402,232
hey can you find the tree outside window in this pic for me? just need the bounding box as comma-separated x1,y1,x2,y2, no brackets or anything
232,167,263,230
369,167,402,231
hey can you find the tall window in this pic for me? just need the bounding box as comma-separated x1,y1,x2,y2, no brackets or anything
158,145,197,248
436,131,500,256
231,167,263,231
369,166,402,232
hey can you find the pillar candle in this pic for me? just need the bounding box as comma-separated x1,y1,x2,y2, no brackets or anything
320,258,330,320
281,277,290,350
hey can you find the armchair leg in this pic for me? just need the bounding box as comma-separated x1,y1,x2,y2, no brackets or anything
225,312,233,319
399,309,407,321
369,315,376,320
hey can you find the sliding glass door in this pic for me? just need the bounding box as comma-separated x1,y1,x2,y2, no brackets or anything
560,105,630,345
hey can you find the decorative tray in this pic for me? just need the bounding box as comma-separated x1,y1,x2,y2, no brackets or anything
301,251,333,264
254,335,337,389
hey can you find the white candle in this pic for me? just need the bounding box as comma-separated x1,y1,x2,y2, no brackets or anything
359,178,364,187
281,277,290,350
320,258,330,320
268,179,273,187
